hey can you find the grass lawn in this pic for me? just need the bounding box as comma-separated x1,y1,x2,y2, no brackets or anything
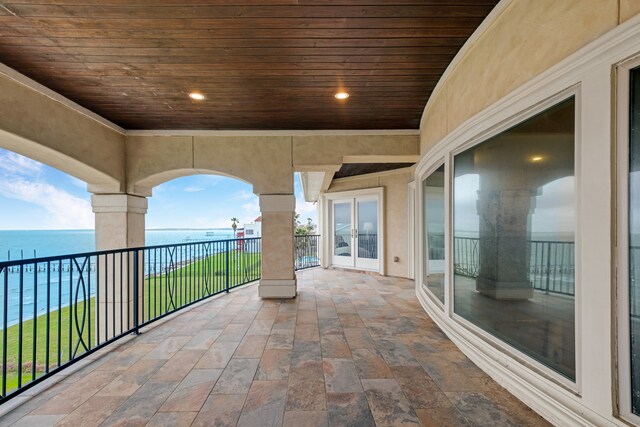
0,250,260,396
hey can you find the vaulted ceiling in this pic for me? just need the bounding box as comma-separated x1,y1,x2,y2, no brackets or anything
0,1,498,130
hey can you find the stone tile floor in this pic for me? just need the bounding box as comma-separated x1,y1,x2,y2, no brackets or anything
0,268,550,427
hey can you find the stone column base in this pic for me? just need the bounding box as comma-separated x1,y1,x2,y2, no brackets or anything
259,279,297,298
476,278,533,300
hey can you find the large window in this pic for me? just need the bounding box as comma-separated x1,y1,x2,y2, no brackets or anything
629,66,640,414
453,97,576,381
423,165,445,303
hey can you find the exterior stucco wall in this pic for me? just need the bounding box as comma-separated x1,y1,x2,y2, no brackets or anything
0,71,125,191
621,0,640,22
126,135,293,195
327,169,414,279
420,0,623,154
127,133,418,196
293,134,419,168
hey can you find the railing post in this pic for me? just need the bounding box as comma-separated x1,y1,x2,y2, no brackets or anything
545,242,551,294
225,240,230,293
132,249,140,335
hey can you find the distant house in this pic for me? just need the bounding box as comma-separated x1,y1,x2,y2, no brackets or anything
243,216,262,238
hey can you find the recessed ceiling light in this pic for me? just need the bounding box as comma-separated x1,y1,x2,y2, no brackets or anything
189,92,205,101
530,156,544,162
335,92,349,100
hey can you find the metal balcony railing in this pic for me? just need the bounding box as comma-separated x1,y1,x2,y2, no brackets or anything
451,237,576,296
0,235,320,404
294,235,320,270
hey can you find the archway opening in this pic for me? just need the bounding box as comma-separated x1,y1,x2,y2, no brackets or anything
0,147,94,260
146,173,260,245
144,171,318,244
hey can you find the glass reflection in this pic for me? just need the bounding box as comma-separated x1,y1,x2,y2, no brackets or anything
358,200,378,260
453,97,576,380
423,165,445,303
334,202,351,257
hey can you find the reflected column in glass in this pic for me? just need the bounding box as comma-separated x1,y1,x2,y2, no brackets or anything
423,165,445,303
453,97,576,380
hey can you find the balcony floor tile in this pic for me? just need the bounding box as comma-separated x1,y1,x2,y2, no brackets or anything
0,269,550,427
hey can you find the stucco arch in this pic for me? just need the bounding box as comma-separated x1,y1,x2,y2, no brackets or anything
134,168,253,196
0,129,122,193
126,135,294,197
0,67,126,193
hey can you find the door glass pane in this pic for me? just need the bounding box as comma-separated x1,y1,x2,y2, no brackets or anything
334,203,351,257
629,66,640,414
423,165,445,303
357,200,378,259
453,97,576,380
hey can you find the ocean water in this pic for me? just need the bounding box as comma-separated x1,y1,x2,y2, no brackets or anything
0,229,236,261
0,229,237,326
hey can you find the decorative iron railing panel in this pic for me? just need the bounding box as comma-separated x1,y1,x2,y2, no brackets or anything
453,237,479,278
0,235,320,404
357,233,378,260
294,235,320,270
453,237,576,296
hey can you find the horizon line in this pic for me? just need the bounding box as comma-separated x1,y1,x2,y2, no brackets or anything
0,227,236,232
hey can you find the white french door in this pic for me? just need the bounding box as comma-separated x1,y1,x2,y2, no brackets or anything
330,194,380,271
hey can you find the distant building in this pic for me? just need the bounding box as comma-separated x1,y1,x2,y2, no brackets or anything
243,216,262,238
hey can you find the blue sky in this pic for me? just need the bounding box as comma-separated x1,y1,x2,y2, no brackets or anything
0,148,317,230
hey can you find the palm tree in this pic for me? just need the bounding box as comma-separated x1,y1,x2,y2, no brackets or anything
230,217,239,238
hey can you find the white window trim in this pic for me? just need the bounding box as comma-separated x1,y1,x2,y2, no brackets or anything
446,87,582,392
418,160,447,310
407,181,416,280
454,89,583,394
416,90,594,425
616,54,640,425
322,187,385,275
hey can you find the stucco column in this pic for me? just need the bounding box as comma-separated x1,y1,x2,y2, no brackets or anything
91,194,147,340
475,189,535,300
91,194,147,250
259,194,296,298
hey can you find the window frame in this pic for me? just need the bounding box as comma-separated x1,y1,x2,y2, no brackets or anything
616,55,640,424
418,86,582,392
420,160,448,310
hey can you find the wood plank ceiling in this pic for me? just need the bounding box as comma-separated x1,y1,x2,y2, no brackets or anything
0,1,498,130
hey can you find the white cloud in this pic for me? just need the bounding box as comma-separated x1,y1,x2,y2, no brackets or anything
0,152,44,176
201,175,225,184
296,197,317,215
67,175,87,189
234,190,255,200
184,186,205,193
0,178,93,229
242,200,261,223
293,172,318,222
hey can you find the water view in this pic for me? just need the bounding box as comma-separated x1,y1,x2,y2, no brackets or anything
0,229,237,326
0,229,236,261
